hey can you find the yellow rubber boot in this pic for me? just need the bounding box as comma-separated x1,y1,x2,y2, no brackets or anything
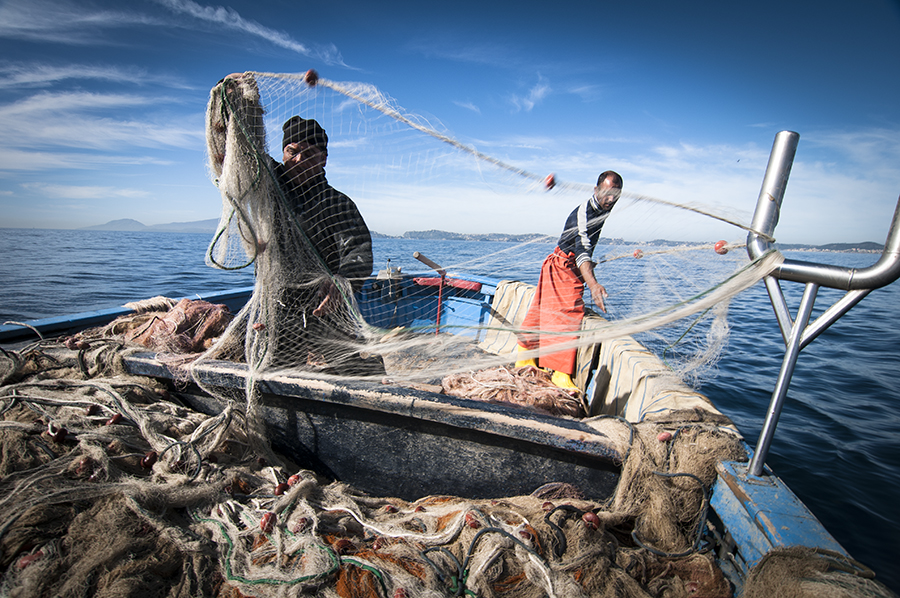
551,370,580,391
514,344,537,368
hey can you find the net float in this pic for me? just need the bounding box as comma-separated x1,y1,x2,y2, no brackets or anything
141,451,158,469
544,173,556,190
714,240,728,255
260,512,276,534
465,512,481,529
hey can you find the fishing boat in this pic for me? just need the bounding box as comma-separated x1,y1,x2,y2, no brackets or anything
1,131,898,597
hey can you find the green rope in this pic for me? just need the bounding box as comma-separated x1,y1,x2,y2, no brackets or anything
193,511,341,587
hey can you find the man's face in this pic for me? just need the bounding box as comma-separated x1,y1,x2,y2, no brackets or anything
282,141,326,184
594,178,622,211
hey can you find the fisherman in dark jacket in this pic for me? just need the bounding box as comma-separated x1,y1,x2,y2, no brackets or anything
276,115,373,300
271,115,382,374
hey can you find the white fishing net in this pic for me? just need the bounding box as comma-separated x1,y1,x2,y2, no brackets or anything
198,70,780,404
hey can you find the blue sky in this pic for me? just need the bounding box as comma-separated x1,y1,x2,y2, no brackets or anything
0,0,898,244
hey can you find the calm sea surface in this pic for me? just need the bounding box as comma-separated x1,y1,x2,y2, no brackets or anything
2,228,898,591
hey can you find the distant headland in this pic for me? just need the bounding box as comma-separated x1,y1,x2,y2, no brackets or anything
79,219,883,252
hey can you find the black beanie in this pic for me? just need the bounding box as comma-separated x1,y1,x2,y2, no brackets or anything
282,116,328,151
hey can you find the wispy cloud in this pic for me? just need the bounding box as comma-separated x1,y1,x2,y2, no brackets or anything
153,0,347,65
0,63,192,89
0,0,159,44
22,182,152,199
509,79,551,112
566,84,603,102
452,100,480,114
0,90,202,164
409,38,521,70
0,147,175,172
0,0,346,66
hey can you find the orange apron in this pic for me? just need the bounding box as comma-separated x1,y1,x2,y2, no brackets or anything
519,247,584,375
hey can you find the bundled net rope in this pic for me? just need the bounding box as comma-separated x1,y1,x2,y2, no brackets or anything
0,342,743,598
2,344,892,597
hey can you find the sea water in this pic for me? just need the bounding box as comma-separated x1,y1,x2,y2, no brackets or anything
1,228,898,592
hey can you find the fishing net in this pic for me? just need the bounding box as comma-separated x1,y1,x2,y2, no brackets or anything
0,343,745,598
3,70,895,597
3,344,894,597
196,69,782,414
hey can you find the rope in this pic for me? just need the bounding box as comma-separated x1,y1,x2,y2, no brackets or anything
252,71,777,243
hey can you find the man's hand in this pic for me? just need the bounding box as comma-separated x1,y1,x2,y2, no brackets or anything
578,261,609,313
313,281,338,317
588,282,608,313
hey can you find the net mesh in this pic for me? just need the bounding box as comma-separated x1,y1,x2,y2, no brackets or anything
197,70,778,397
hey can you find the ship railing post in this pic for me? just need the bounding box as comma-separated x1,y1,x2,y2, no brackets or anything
748,281,818,477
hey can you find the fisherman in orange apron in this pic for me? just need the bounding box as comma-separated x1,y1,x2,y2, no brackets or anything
516,170,623,390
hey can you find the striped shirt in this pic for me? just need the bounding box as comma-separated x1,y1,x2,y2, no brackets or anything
557,195,612,268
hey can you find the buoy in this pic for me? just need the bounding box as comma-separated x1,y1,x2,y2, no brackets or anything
657,431,673,442
141,451,158,469
633,249,644,259
304,69,319,86
714,240,728,255
49,425,67,443
582,511,601,530
465,512,481,529
274,482,289,496
105,413,122,426
287,474,302,486
383,504,398,513
260,512,276,534
544,173,556,190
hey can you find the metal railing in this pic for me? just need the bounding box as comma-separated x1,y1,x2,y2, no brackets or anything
745,130,900,477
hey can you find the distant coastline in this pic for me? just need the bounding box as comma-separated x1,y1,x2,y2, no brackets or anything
71,219,883,253
79,218,221,234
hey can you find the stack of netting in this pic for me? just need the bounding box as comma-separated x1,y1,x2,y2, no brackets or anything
0,340,735,598
2,340,892,597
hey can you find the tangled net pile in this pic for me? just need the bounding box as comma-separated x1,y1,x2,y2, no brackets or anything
0,340,752,598
3,342,889,597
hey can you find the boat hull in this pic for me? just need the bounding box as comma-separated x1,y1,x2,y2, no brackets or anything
124,352,622,501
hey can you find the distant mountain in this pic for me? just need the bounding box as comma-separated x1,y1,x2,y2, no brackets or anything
77,221,883,252
399,230,555,243
778,241,884,252
81,219,220,234
81,218,148,231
